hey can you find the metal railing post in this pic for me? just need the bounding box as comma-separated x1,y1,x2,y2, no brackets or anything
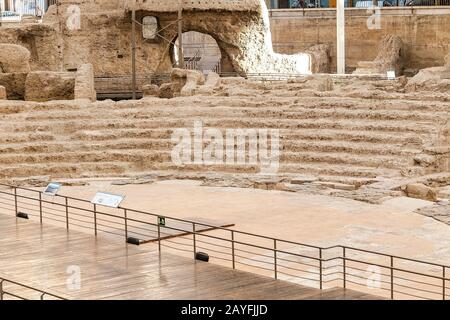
193,222,197,259
390,256,394,300
443,266,446,300
124,209,128,242
39,192,43,224
319,248,323,290
231,231,235,269
343,247,346,289
14,187,18,215
274,239,278,280
93,204,97,236
65,197,69,230
157,222,161,253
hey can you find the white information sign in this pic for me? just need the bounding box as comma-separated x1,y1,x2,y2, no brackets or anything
387,71,396,80
43,183,61,196
91,192,125,208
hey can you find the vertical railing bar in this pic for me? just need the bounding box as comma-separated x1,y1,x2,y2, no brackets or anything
391,256,394,300
124,209,128,242
231,230,235,269
443,266,446,301
319,248,323,290
274,239,278,280
193,222,197,259
343,247,346,289
14,187,18,215
39,192,43,224
65,197,69,230
93,204,97,236
157,221,161,253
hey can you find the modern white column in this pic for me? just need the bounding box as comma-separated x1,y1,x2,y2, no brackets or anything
336,0,345,74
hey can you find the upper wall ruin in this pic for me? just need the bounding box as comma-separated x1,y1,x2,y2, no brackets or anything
0,0,311,77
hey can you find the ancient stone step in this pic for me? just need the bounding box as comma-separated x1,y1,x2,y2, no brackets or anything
1,118,437,134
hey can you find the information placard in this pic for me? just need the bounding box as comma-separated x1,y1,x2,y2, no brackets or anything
91,192,125,208
43,183,61,196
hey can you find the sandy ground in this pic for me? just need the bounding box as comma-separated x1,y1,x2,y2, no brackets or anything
54,179,450,265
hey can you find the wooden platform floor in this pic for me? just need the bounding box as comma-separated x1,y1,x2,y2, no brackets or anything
0,213,380,300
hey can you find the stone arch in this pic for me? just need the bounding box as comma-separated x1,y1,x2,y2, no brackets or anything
128,0,312,76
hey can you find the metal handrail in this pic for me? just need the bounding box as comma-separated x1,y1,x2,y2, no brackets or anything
1,182,449,300
0,276,66,300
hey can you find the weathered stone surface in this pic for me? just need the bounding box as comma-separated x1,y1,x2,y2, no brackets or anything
74,64,96,101
0,86,6,100
0,73,27,100
304,44,331,74
404,183,438,202
25,71,75,102
405,47,450,92
180,70,205,96
197,72,221,95
158,83,173,99
142,84,160,97
353,35,404,76
0,44,31,73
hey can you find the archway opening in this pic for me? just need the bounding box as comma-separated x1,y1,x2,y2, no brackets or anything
172,31,233,74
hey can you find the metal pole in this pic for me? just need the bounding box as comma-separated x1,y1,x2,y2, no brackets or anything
124,209,128,241
14,187,18,215
231,231,235,269
443,266,446,300
343,247,346,289
131,5,137,100
192,222,196,259
390,256,394,300
39,192,42,224
157,222,161,253
177,6,184,69
65,197,69,230
319,248,323,290
0,280,3,300
274,239,278,280
93,204,97,236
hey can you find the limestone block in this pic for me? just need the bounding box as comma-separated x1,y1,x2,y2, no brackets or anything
159,83,173,99
0,73,27,100
405,183,438,202
0,85,6,100
304,44,331,74
25,71,75,102
180,70,205,96
74,64,96,101
142,84,160,97
0,44,31,73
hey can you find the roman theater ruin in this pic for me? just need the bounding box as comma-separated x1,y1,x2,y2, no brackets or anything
0,0,449,302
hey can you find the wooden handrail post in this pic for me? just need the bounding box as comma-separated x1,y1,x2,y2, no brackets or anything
0,280,3,300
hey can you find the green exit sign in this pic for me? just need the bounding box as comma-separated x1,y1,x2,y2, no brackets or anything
158,216,166,226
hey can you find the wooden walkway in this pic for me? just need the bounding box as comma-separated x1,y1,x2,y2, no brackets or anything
0,213,380,300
